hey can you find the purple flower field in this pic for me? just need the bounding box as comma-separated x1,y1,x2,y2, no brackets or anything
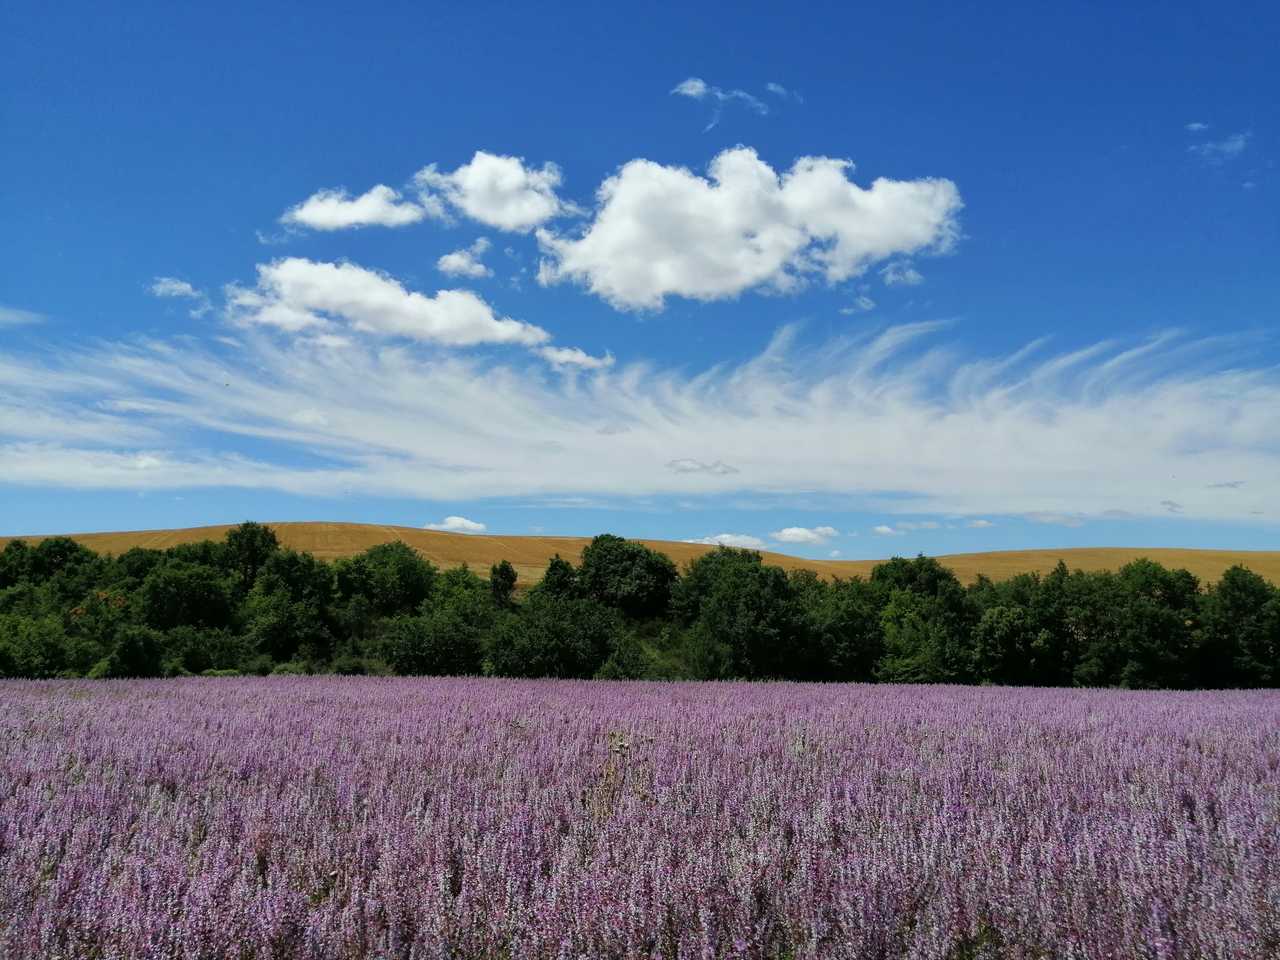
2,678,1277,959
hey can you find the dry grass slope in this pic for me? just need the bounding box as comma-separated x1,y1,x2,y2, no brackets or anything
2,521,1278,585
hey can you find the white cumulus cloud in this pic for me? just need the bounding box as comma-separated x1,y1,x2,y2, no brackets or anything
415,152,569,232
683,533,767,549
437,238,493,278
872,525,902,536
227,257,549,347
537,147,961,310
280,184,430,231
967,519,994,528
424,515,487,534
771,525,839,544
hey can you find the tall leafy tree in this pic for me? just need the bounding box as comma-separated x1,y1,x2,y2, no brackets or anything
1198,565,1279,687
335,541,436,618
577,534,677,619
489,560,518,607
225,522,280,594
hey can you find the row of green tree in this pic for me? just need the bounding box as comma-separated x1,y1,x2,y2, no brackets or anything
1,524,1276,688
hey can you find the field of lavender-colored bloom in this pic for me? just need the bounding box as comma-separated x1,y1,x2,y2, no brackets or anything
2,678,1278,959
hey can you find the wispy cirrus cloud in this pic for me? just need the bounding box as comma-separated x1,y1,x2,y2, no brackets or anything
1,320,1277,526
150,277,212,317
671,77,769,131
765,82,803,103
1188,131,1251,162
0,305,46,327
880,260,924,287
666,459,739,476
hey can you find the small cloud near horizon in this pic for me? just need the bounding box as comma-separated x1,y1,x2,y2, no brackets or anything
683,533,766,549
424,515,487,534
771,525,838,545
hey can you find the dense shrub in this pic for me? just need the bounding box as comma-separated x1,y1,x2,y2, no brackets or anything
0,524,1276,688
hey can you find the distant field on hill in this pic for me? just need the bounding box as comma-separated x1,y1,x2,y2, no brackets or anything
2,521,1277,585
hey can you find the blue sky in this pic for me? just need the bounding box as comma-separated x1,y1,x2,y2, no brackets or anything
2,0,1277,559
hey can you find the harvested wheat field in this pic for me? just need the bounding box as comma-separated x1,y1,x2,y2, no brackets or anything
1,521,1277,585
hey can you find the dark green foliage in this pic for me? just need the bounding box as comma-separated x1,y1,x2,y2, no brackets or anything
0,614,68,678
878,589,974,683
577,534,678,619
164,540,229,570
537,555,578,599
225,522,280,594
161,626,247,676
242,548,337,663
489,560,517,607
793,573,883,682
377,565,491,676
1196,565,1280,687
335,541,436,618
691,560,812,679
873,557,980,684
243,578,332,664
0,527,1276,688
0,540,33,590
871,555,962,600
595,632,657,679
376,610,484,676
108,547,167,585
100,625,166,678
139,562,234,632
671,546,765,625
30,537,97,581
488,593,624,678
968,606,1037,685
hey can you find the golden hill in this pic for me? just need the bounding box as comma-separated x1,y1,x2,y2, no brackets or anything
1,521,1277,586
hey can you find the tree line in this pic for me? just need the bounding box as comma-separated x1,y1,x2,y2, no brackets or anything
0,523,1276,688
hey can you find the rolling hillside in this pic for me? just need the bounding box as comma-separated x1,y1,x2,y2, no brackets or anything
2,521,1277,585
